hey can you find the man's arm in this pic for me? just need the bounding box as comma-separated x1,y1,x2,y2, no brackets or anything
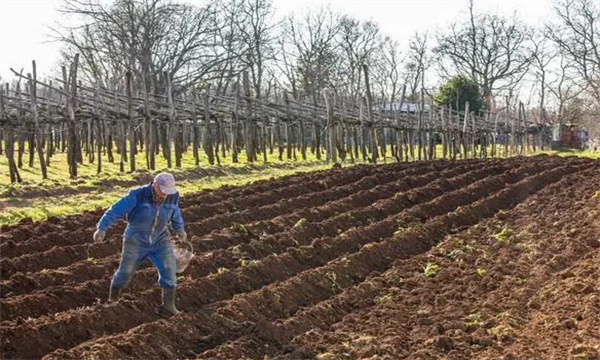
97,189,139,231
171,196,185,235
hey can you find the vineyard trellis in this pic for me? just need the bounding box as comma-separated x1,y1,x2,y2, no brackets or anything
0,56,546,183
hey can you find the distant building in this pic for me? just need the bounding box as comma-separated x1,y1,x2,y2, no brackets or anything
551,123,588,149
380,102,431,113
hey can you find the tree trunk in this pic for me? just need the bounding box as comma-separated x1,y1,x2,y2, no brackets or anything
203,86,215,165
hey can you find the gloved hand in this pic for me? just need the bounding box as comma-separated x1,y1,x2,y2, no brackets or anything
93,229,107,243
177,231,187,242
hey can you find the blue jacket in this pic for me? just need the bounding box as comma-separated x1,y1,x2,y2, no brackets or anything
98,182,185,244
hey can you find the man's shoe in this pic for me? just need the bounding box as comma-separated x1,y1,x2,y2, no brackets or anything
108,284,122,302
160,287,180,315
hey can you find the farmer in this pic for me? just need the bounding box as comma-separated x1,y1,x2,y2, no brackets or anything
92,172,186,315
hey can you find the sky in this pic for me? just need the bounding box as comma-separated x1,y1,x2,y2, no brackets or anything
0,0,553,81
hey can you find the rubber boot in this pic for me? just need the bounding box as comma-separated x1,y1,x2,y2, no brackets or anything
161,287,180,315
108,284,122,302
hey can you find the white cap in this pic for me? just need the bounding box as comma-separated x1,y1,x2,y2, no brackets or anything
154,172,177,195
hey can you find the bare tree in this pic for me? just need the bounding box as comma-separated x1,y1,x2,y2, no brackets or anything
236,0,277,99
372,36,402,104
435,0,534,108
336,16,382,100
404,31,430,102
531,34,557,124
280,8,339,103
547,0,600,107
547,49,586,124
54,0,228,91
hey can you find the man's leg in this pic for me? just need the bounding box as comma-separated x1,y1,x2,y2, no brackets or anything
149,237,179,315
110,236,147,301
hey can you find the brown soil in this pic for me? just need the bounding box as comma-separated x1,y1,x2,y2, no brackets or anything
1,155,599,360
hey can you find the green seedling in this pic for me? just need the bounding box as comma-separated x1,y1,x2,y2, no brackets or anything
325,271,342,293
424,262,440,277
447,248,466,259
464,313,484,327
361,242,375,250
487,324,515,338
315,353,336,360
217,267,230,275
293,218,307,229
273,292,282,309
476,268,487,276
394,224,407,235
494,227,513,241
85,257,98,265
374,293,393,305
239,258,259,267
231,223,248,235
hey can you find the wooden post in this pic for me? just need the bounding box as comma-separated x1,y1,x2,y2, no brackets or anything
408,111,415,161
213,90,222,165
64,55,79,178
417,92,423,162
27,61,48,178
203,84,215,165
428,104,434,159
492,111,499,158
299,109,307,161
396,86,406,162
141,71,153,170
191,87,200,165
283,92,293,161
521,102,529,155
441,107,447,159
97,116,102,174
452,107,458,160
262,121,268,162
359,97,368,162
462,102,469,159
45,81,54,165
362,64,378,164
126,71,136,172
232,80,240,163
243,71,254,162
166,72,179,168
471,110,476,158
339,97,349,162
323,89,337,164
285,119,292,160
112,89,125,172
1,87,21,183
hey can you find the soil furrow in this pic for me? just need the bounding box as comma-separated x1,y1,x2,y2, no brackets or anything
0,161,486,319
0,160,540,359
0,162,423,296
0,163,410,277
40,161,591,360
0,163,373,247
190,163,594,360
218,166,600,360
266,166,600,360
2,156,597,360
1,164,410,258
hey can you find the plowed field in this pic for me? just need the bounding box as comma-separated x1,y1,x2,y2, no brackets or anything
2,156,600,360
